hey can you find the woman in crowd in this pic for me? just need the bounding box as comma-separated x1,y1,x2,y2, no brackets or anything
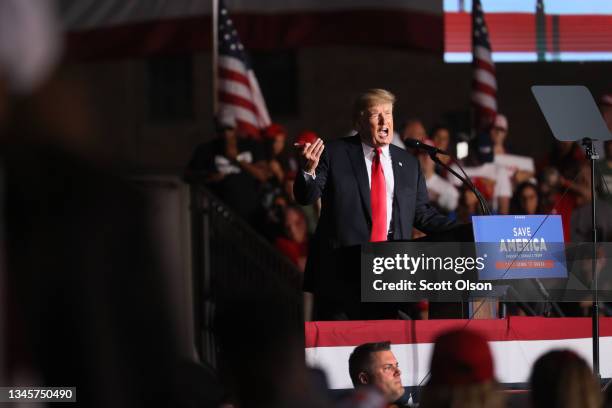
510,182,542,215
530,350,601,408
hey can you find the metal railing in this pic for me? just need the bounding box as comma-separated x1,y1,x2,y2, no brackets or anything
189,184,303,366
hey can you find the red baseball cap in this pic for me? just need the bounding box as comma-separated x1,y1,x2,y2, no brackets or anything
429,329,494,386
296,130,318,145
264,123,287,139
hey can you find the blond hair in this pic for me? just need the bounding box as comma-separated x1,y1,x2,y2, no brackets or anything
351,88,396,128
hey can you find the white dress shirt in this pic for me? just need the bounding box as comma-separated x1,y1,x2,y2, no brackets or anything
362,143,395,233
302,142,396,234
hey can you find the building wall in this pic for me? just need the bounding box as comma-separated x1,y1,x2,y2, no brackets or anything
69,47,611,174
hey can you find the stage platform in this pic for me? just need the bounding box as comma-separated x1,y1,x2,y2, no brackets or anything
305,317,612,389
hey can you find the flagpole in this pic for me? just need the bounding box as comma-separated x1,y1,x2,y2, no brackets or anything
212,0,219,116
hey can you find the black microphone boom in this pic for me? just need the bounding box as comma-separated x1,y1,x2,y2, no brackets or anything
403,138,450,156
404,138,491,215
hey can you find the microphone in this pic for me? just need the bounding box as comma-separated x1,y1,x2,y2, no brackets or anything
403,138,449,156
404,138,492,215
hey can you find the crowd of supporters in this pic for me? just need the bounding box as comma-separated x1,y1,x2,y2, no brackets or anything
185,121,317,275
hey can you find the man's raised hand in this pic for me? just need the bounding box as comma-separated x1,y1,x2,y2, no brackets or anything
295,138,325,175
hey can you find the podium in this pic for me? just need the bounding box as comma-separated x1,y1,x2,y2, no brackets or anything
310,224,476,321
412,223,475,319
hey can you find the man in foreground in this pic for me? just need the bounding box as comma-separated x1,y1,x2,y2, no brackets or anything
348,341,409,407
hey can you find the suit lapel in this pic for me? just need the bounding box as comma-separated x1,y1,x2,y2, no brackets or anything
346,136,372,222
390,146,405,238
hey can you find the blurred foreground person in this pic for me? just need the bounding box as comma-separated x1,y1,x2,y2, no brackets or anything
0,1,180,406
530,350,601,408
348,341,409,407
419,329,504,408
215,295,332,408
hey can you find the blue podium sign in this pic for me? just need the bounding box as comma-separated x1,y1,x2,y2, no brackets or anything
472,215,567,280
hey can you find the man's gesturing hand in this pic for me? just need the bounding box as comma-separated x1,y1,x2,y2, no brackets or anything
296,138,325,175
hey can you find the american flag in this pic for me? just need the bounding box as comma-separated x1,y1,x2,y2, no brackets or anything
471,0,497,131
217,0,271,137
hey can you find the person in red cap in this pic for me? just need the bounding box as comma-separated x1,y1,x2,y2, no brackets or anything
419,329,504,408
263,123,297,185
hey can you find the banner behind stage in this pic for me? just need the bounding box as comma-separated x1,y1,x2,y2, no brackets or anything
305,317,612,389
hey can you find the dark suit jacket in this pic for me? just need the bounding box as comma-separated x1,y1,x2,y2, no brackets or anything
294,135,456,308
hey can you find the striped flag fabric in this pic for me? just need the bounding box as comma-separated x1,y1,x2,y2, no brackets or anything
305,318,612,389
471,0,497,131
217,0,270,137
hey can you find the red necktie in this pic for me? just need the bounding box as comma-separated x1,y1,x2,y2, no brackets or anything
370,148,387,242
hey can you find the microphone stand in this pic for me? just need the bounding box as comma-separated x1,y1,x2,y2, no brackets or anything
582,137,600,379
534,278,565,317
430,151,567,318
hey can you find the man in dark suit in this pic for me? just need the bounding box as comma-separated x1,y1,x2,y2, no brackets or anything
294,89,455,320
